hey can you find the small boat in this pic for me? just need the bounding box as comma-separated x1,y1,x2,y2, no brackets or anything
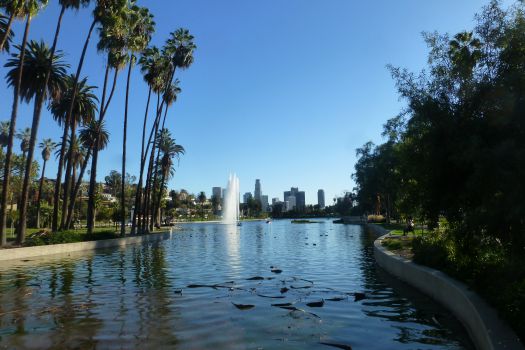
266,220,272,224
237,222,242,227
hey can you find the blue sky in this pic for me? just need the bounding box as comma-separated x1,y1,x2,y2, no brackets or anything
0,0,512,205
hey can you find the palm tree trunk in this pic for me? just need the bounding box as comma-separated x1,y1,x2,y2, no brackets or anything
18,94,45,243
0,13,14,52
151,104,170,227
131,87,151,234
87,68,118,234
144,100,162,232
36,159,47,229
121,57,133,237
53,18,96,232
0,14,31,247
66,149,90,229
60,119,76,229
155,171,167,228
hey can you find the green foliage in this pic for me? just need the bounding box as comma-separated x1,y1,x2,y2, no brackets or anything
412,231,452,270
25,229,118,246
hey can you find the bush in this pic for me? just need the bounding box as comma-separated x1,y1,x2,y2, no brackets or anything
25,229,118,246
412,231,451,271
382,238,403,250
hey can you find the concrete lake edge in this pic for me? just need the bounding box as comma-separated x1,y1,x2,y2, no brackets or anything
0,230,173,262
369,223,523,350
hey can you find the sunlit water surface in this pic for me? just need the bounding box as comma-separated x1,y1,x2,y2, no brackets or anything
0,220,473,349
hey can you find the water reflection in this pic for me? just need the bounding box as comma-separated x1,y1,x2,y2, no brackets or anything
0,220,472,349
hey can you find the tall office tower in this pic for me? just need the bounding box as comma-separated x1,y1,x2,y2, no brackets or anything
284,187,305,211
287,196,296,210
261,195,269,211
318,189,325,209
254,179,261,202
212,187,222,200
243,192,253,204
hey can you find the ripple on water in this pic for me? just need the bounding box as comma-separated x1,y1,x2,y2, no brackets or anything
0,220,473,349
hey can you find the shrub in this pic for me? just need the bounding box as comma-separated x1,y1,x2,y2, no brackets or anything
412,231,451,271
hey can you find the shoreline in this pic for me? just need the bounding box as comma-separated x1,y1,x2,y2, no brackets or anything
368,224,523,350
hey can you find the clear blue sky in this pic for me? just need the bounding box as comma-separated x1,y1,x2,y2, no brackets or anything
0,0,512,205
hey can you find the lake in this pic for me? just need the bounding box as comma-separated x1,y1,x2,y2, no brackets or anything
0,219,473,349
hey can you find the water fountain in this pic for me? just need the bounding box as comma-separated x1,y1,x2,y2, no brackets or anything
222,173,240,225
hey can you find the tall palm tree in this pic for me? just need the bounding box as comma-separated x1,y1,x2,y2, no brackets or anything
65,119,108,229
150,80,180,220
155,133,185,226
0,13,14,53
36,138,56,228
50,75,97,229
132,45,165,233
143,29,195,232
154,131,184,227
85,0,129,235
52,0,118,231
5,40,68,243
120,4,154,236
0,0,48,246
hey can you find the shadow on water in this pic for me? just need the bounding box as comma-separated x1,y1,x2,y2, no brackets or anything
0,220,473,349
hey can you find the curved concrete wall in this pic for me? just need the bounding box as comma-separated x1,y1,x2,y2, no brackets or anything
370,225,523,350
0,230,173,262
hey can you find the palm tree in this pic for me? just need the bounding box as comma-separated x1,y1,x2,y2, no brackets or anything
154,131,184,226
27,0,92,232
36,138,56,228
120,4,154,236
0,0,48,246
132,45,165,234
85,0,130,235
0,13,14,53
143,29,195,232
0,0,27,52
50,75,97,229
16,127,31,163
52,0,117,232
5,40,68,243
65,119,108,229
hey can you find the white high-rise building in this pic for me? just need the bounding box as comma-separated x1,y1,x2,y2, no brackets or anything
318,189,325,209
287,195,296,210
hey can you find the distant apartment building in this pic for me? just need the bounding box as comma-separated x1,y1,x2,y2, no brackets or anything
318,189,325,209
254,179,261,202
272,197,279,205
284,187,305,211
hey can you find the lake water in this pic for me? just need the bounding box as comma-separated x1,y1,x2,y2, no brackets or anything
0,220,473,349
